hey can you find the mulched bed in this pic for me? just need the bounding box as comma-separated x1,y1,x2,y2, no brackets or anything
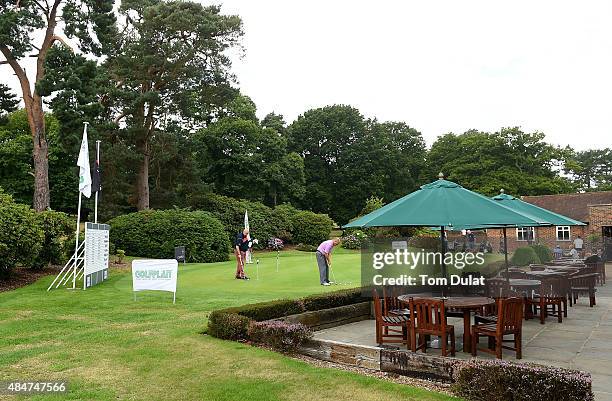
0,266,60,292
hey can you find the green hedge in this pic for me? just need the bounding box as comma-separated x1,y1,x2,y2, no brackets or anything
530,243,552,263
511,246,540,266
33,210,73,268
207,288,366,340
0,190,44,277
291,210,334,246
452,359,593,401
109,209,230,263
188,193,332,247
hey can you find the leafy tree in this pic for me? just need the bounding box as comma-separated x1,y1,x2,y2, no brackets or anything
288,105,426,223
261,112,287,136
0,109,62,206
0,83,18,119
564,148,612,191
425,128,572,196
0,0,115,211
104,0,243,210
197,115,305,206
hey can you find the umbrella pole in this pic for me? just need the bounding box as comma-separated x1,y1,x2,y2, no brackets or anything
440,226,447,296
503,227,510,284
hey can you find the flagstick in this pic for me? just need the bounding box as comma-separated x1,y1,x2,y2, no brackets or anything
94,140,100,224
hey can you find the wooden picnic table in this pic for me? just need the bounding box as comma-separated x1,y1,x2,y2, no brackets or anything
397,295,494,353
526,270,567,278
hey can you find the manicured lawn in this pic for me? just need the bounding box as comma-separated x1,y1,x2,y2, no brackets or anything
0,249,460,401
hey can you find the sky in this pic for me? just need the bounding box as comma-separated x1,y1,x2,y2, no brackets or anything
205,0,612,150
2,0,612,150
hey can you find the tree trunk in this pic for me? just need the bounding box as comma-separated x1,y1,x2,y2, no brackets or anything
136,141,150,210
28,97,50,211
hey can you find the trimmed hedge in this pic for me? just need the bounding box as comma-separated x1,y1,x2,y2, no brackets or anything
0,190,44,277
33,210,73,268
530,243,552,263
511,246,541,266
453,359,593,401
207,288,366,340
109,209,230,263
291,210,334,246
188,193,332,248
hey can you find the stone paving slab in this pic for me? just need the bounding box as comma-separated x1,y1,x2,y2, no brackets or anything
314,265,612,400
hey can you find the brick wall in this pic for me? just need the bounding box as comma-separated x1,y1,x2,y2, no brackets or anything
587,204,612,251
485,225,587,253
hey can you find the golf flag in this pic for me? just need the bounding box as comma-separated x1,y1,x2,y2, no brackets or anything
77,124,92,198
244,210,250,240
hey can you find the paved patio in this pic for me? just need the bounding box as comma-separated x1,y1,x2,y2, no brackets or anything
315,266,612,400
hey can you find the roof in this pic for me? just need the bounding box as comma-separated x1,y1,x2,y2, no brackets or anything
521,191,612,223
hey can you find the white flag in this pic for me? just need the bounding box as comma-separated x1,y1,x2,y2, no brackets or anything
244,210,250,240
77,124,92,198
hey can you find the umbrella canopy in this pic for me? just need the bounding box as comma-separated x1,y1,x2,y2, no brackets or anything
344,176,551,229
491,190,586,227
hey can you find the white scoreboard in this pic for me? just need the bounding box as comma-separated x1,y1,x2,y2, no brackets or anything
84,222,110,289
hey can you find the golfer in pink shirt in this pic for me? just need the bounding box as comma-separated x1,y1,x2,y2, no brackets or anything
316,238,341,286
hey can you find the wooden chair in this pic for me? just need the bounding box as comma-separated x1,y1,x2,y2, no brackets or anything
409,298,455,357
372,290,411,347
471,297,523,359
501,269,527,279
525,277,565,324
586,262,606,285
569,274,598,307
484,278,510,298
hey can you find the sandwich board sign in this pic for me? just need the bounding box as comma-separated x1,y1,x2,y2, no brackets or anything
132,259,178,303
84,222,110,289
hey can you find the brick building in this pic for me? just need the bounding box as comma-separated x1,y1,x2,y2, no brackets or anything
486,191,612,255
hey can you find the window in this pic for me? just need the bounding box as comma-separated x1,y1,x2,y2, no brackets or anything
556,226,571,241
517,227,535,241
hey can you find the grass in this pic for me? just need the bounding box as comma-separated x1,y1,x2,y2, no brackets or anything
0,248,460,401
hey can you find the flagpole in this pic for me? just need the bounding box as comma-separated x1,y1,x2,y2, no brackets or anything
73,121,89,290
94,140,100,224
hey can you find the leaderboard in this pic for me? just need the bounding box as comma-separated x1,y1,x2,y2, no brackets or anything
84,223,110,289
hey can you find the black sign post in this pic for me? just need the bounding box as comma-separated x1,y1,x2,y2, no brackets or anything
175,246,186,264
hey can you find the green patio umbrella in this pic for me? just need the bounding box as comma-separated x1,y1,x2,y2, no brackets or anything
491,189,586,227
344,174,552,292
345,175,550,229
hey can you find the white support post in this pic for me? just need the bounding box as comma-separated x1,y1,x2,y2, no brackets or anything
94,140,100,224
72,192,82,290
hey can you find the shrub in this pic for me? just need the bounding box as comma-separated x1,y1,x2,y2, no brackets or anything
300,288,366,311
291,211,334,246
207,310,251,340
511,246,541,266
116,249,126,264
0,195,44,277
341,230,368,249
530,243,552,263
268,237,284,250
207,288,365,341
452,359,593,401
187,193,295,249
33,210,73,268
295,243,317,252
408,234,441,251
248,320,312,352
109,209,229,263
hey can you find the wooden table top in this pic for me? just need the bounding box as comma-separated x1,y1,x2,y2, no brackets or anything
526,270,567,277
509,279,541,287
397,295,494,309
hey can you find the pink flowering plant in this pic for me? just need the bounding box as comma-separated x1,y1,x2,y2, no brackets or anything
248,320,312,352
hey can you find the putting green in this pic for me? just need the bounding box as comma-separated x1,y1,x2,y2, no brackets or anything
0,249,459,401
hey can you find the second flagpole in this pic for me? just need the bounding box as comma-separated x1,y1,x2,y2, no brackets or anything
94,140,100,224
